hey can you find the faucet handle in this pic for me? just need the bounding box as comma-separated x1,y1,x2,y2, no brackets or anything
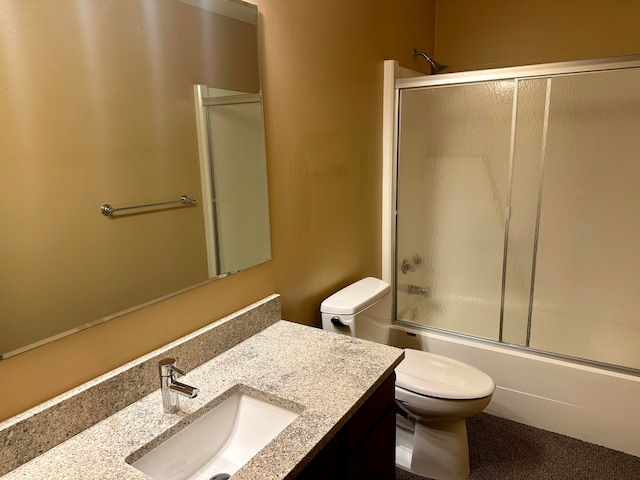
158,358,184,377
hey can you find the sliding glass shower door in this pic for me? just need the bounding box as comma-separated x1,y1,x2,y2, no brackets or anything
395,62,640,371
396,81,515,341
529,69,640,368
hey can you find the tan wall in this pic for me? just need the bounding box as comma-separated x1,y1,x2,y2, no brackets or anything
435,0,640,71
0,0,435,421
258,0,435,325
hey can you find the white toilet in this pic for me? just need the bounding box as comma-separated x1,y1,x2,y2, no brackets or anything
321,277,495,480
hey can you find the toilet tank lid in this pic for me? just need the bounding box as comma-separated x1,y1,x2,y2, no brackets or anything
320,277,390,315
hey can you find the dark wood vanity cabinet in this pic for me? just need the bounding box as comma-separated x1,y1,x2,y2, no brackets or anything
296,373,397,479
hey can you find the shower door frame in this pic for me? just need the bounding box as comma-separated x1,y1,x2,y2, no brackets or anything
389,54,640,375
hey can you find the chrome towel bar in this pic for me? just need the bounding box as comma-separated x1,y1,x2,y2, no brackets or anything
100,194,196,216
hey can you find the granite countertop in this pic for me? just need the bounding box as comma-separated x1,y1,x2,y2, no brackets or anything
2,320,403,479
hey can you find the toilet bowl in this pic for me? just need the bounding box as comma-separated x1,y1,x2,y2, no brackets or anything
395,349,494,480
321,277,495,480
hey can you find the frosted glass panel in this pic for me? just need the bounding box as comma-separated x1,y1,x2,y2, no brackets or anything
396,81,514,340
530,69,640,369
501,79,548,345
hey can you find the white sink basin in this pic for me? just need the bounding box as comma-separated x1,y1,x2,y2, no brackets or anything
129,389,300,480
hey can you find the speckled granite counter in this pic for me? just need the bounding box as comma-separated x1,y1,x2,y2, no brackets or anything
1,302,403,479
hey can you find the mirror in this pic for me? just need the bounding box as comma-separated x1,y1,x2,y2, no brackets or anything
0,0,271,359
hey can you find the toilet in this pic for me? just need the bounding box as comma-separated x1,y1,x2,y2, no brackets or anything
321,277,495,480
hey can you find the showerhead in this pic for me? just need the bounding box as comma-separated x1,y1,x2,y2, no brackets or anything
412,48,448,74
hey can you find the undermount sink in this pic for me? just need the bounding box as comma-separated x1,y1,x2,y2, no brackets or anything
128,388,301,480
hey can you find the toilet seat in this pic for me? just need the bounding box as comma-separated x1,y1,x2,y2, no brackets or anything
396,349,495,400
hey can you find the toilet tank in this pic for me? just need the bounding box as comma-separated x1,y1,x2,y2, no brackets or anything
320,277,392,344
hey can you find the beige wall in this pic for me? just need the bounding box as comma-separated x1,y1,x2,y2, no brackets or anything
0,0,435,421
435,0,640,71
259,0,435,324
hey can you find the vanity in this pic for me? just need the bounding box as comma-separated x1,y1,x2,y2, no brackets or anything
0,295,403,479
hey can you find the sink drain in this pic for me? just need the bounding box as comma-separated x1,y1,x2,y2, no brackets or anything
209,474,231,480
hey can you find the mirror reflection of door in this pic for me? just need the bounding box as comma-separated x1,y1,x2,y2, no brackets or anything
194,86,271,277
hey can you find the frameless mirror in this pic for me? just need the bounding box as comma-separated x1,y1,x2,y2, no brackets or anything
0,0,270,359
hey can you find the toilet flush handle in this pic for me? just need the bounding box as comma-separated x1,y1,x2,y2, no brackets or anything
330,316,350,327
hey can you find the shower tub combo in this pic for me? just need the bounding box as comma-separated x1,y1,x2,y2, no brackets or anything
383,56,640,456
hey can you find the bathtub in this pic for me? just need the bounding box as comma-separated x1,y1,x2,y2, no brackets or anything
388,323,640,457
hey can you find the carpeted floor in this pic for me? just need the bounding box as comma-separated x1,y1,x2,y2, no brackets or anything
395,413,640,480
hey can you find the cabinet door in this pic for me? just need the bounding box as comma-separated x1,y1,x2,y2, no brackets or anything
347,405,396,478
295,373,396,479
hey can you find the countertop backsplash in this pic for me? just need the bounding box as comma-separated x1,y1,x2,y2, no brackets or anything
0,295,282,476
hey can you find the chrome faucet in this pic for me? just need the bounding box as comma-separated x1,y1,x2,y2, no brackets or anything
158,358,199,414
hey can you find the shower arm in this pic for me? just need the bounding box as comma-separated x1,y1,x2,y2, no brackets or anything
412,48,448,75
